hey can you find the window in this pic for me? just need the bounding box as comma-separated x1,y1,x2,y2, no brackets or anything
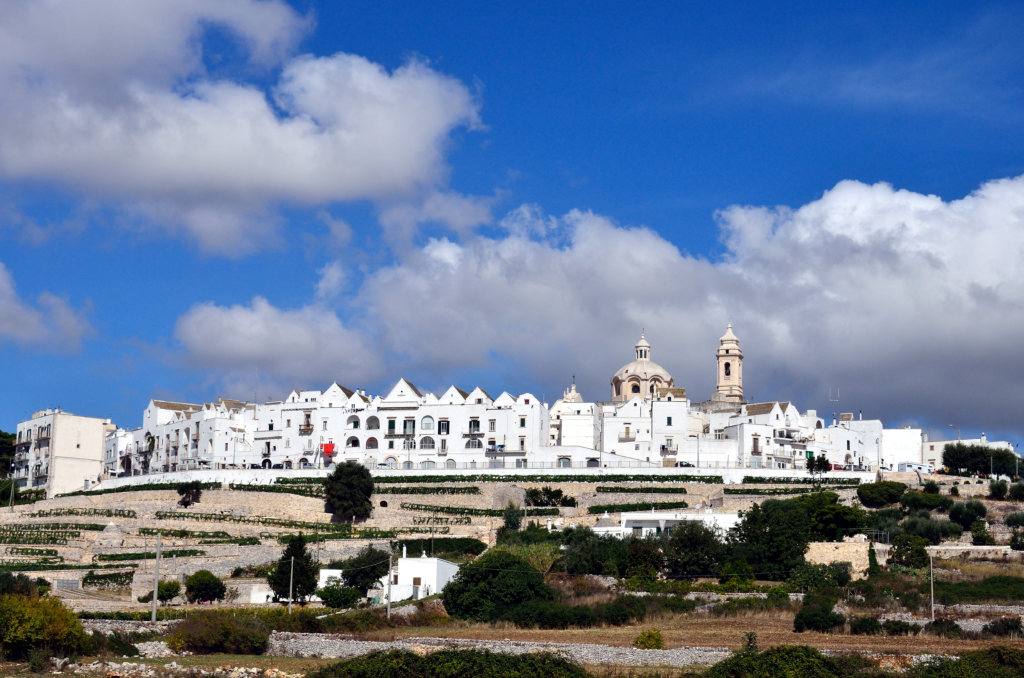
421,437,435,450
489,419,496,432
347,437,360,448
421,416,434,431
388,440,394,449
440,439,447,451
667,416,672,426
469,419,480,433
413,577,422,586
476,398,483,404
558,457,571,468
445,459,456,468
388,419,396,434
724,362,731,377
519,437,525,451
519,416,526,428
403,438,416,450
268,422,274,431
525,399,530,405
366,438,378,449
366,417,380,430
284,440,290,448
286,419,291,428
466,439,483,449
322,420,328,431
438,420,449,435
403,419,415,435
224,443,229,451
631,384,640,393
847,440,851,450
420,461,435,469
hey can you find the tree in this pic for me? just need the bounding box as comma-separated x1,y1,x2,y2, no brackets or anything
185,570,226,603
323,461,373,521
176,481,204,508
890,535,930,568
989,479,1008,500
664,520,728,578
317,581,360,609
501,501,522,531
856,481,907,508
950,500,987,530
139,580,182,605
268,534,319,602
625,538,664,580
809,503,865,542
943,443,1018,477
562,527,629,576
329,544,391,595
806,454,831,486
730,499,811,581
0,429,14,478
442,550,555,622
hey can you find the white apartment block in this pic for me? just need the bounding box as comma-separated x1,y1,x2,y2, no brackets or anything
14,408,109,497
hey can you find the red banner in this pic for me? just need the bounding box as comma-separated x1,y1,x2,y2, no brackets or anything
322,443,335,456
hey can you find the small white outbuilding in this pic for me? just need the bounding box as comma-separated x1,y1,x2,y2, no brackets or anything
377,547,461,603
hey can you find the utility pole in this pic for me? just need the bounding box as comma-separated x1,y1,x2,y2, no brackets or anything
930,554,934,622
8,462,15,512
151,533,161,622
288,556,294,614
386,554,393,620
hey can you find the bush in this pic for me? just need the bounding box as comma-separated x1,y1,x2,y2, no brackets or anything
594,595,647,626
703,645,845,678
391,538,486,558
176,481,204,507
442,551,555,622
730,499,811,581
793,594,845,633
0,594,88,660
901,492,954,512
664,519,728,579
0,572,39,596
787,562,852,589
857,481,907,508
1005,512,1024,528
902,514,963,544
323,461,374,520
304,648,590,678
84,630,142,658
1009,483,1024,502
933,576,1024,605
923,480,940,494
1011,531,1024,551
972,521,997,545
186,570,226,603
983,617,1023,637
633,628,664,649
561,527,629,577
849,616,882,635
950,486,960,496
925,618,963,638
990,480,1009,500
882,619,919,636
317,583,360,609
168,611,268,654
138,580,180,604
890,534,931,568
506,600,597,629
950,500,987,529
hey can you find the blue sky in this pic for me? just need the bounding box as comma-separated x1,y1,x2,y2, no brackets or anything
2,0,1023,446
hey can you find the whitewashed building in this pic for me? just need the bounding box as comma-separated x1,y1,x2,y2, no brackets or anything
13,408,110,497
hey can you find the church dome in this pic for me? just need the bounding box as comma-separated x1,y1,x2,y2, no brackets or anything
611,334,674,401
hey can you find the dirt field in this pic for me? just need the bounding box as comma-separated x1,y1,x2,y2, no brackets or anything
370,612,1024,656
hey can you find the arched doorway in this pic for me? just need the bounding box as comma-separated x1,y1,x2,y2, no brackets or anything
261,459,271,469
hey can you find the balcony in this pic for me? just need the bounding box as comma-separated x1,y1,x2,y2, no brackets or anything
462,431,484,438
660,444,678,453
618,432,636,442
750,449,762,456
298,424,314,435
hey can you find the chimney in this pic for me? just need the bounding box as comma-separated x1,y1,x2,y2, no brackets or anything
859,410,862,420
402,545,407,558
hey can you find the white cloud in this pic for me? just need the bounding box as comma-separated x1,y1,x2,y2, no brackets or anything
0,1,480,253
0,262,91,350
174,174,1024,432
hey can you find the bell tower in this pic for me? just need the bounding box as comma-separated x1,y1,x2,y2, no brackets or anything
714,323,743,403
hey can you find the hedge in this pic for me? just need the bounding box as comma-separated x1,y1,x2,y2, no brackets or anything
742,476,860,485
413,516,472,525
901,492,954,512
229,483,324,498
78,610,190,621
587,500,689,514
139,528,231,539
595,486,688,494
724,487,816,495
399,502,560,517
199,537,260,546
391,537,487,556
0,522,106,531
857,481,908,508
96,549,204,561
58,481,220,498
374,486,481,495
30,507,137,518
82,570,135,589
156,510,362,533
0,563,137,572
8,547,58,557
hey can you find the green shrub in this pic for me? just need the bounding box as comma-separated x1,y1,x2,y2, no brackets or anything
392,537,486,557
81,570,134,589
168,611,268,655
596,486,688,494
950,500,987,529
984,617,1023,637
793,594,844,633
1009,483,1024,502
1011,531,1024,551
849,616,882,635
138,580,180,604
506,600,596,629
857,481,907,508
323,461,374,520
317,583,361,609
901,514,963,544
0,594,88,660
901,492,954,512
0,572,39,596
586,500,688,514
664,519,728,579
632,628,664,649
594,595,647,626
890,534,931,568
703,645,845,678
925,618,963,638
1005,512,1024,528
28,646,50,673
950,486,960,496
883,619,919,636
442,551,555,622
304,649,590,678
972,521,997,545
989,480,1009,500
327,544,391,595
923,480,940,494
186,570,226,603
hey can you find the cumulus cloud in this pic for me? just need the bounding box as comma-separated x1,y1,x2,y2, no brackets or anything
174,174,1024,432
0,262,91,350
0,0,480,254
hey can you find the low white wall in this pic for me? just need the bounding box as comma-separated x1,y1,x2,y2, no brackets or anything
86,466,874,494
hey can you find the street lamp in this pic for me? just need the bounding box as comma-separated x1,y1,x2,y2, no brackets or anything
948,424,961,441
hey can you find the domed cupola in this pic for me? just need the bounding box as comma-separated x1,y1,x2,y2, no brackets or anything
611,333,674,402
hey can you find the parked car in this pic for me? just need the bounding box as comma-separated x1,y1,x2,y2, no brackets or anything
675,461,695,467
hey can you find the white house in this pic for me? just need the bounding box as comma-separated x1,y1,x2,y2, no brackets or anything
591,510,742,539
377,550,461,603
13,408,111,497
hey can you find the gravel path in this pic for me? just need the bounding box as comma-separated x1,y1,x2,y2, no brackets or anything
268,632,731,667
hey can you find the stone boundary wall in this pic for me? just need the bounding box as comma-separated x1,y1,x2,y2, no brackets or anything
805,541,890,579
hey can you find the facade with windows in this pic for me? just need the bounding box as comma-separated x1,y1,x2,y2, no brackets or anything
14,408,109,497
